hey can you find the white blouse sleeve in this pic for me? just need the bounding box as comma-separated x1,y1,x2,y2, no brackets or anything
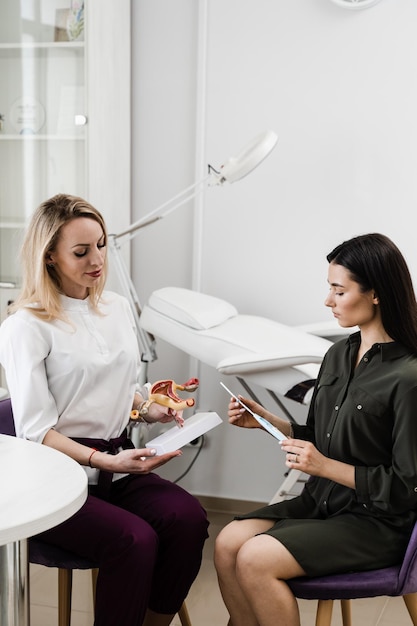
0,313,59,443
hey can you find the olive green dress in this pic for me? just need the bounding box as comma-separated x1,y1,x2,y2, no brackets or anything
236,333,417,576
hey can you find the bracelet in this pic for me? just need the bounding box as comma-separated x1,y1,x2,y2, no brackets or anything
88,448,98,468
138,401,150,420
138,400,153,423
130,409,151,426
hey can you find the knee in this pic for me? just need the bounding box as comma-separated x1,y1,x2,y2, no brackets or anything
171,496,209,544
188,498,210,537
116,521,159,563
214,524,239,572
235,538,270,588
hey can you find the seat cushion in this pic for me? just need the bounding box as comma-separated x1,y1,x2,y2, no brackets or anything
287,565,401,600
29,538,98,570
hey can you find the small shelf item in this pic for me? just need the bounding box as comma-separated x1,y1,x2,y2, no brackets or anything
55,1,85,42
10,97,45,135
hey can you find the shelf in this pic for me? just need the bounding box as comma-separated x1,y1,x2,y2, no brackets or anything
0,42,84,50
0,221,26,229
0,281,18,289
0,135,85,141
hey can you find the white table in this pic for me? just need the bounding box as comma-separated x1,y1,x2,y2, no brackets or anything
0,434,88,626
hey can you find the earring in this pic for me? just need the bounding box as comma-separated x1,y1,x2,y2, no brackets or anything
47,263,54,268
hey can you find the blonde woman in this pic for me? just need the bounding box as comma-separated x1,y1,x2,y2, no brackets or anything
0,193,208,626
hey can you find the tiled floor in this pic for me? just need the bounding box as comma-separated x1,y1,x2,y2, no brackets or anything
29,508,413,626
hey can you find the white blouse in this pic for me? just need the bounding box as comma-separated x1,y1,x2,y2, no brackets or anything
0,291,145,482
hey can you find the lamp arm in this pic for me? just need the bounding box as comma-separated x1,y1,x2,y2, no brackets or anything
113,174,212,241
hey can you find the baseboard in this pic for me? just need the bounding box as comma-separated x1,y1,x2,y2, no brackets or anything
196,495,266,516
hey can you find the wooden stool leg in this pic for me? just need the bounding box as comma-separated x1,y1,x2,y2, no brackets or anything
178,601,192,626
58,568,73,626
315,599,334,626
404,593,417,626
340,599,352,626
91,568,99,608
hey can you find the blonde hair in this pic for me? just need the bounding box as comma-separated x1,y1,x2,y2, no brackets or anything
10,194,108,321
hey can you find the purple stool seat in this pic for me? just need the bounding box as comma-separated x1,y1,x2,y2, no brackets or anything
285,522,417,625
29,539,98,571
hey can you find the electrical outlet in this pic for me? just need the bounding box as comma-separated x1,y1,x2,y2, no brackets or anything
184,436,204,448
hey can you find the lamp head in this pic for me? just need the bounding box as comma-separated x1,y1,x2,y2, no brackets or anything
213,130,278,185
330,0,382,8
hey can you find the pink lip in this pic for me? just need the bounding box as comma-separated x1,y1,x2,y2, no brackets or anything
86,270,102,278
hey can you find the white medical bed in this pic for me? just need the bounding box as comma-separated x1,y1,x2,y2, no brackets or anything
140,287,335,503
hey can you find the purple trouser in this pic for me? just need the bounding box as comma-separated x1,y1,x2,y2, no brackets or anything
36,472,209,625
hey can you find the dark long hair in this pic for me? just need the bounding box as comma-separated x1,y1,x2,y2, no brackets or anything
327,233,417,354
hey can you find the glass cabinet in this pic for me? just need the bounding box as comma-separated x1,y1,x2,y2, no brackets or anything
0,0,131,396
0,0,86,299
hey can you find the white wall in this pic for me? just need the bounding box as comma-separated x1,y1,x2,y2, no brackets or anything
130,0,417,504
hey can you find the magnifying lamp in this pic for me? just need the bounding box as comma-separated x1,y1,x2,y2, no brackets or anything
109,129,278,378
214,129,278,184
112,130,277,241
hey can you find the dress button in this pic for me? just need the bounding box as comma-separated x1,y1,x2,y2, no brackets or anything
414,487,417,493
323,501,327,506
364,357,369,362
363,504,367,508
335,405,339,411
326,433,331,438
357,405,362,410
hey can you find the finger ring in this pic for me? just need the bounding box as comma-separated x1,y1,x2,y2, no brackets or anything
140,456,147,461
293,454,298,463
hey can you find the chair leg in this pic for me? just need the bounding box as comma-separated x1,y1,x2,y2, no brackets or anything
91,568,99,608
59,567,183,626
403,593,417,625
315,599,334,626
58,568,73,626
178,601,192,626
340,599,352,626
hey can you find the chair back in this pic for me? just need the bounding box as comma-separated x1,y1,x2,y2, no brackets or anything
0,397,16,436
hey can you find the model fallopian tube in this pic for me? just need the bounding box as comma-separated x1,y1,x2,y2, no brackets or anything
130,377,199,421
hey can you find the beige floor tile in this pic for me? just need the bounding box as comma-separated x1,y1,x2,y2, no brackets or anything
377,596,414,625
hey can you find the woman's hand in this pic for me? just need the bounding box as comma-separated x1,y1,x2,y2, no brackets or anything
101,447,182,475
280,438,328,476
227,395,264,429
280,438,356,491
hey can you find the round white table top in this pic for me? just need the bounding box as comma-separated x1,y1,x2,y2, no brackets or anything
0,434,87,546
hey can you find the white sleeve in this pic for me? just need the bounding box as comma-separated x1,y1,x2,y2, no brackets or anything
0,314,59,443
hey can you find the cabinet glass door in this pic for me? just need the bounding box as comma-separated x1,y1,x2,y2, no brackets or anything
0,0,86,293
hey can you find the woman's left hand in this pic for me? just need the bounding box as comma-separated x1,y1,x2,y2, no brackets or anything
280,438,328,477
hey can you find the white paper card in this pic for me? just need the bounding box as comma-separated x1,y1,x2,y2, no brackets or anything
145,412,223,454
